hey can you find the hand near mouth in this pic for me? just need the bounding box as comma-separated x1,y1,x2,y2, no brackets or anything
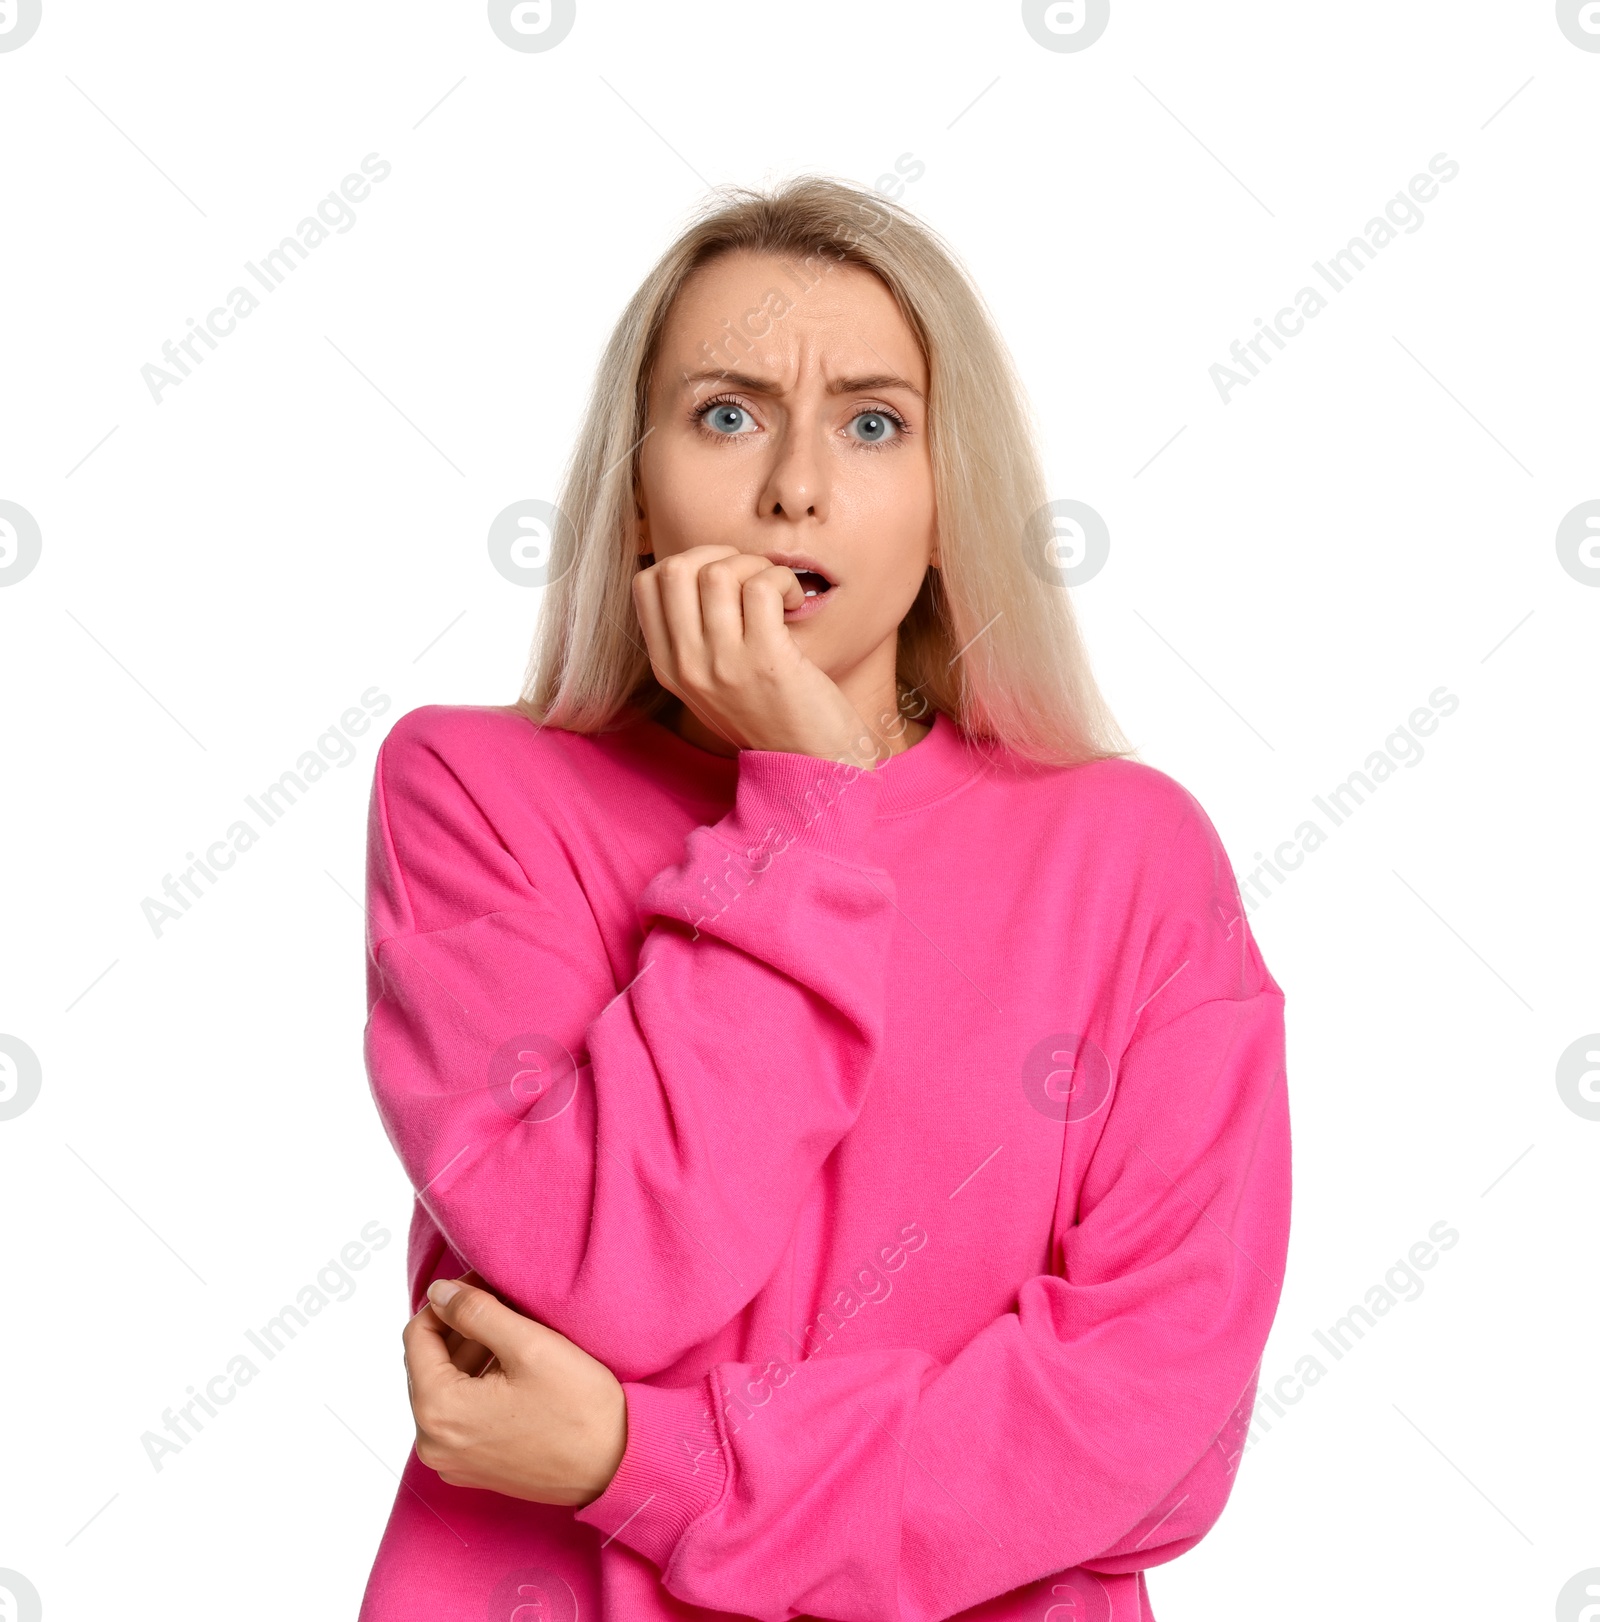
632,544,882,768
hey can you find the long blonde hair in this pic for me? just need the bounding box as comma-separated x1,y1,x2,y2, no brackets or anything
516,174,1134,768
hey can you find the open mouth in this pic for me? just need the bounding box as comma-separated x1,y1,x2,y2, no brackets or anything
792,569,834,598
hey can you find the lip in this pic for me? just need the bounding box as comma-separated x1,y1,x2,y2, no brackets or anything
782,586,834,622
762,550,837,586
763,550,838,623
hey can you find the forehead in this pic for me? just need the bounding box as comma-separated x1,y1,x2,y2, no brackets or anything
656,248,927,387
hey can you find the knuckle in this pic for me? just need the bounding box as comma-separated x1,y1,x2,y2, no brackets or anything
412,1395,452,1438
430,1419,464,1453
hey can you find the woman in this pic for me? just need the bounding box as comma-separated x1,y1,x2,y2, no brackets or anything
357,176,1291,1622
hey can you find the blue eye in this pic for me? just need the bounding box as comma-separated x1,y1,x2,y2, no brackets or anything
850,410,900,446
690,396,911,451
697,401,756,436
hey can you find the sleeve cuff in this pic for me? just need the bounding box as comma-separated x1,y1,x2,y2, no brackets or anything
712,747,884,867
574,1375,728,1571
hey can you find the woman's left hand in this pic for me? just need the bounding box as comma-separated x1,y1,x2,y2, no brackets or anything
403,1275,628,1506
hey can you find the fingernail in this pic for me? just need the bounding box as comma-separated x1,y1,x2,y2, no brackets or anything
427,1278,461,1309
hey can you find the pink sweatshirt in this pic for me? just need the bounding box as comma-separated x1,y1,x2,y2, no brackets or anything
356,702,1291,1622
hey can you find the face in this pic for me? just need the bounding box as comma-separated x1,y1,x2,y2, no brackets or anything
635,248,938,685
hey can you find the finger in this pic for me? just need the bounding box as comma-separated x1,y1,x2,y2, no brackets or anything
636,546,747,683
633,562,689,698
402,1302,471,1398
456,1343,495,1376
758,560,807,615
654,552,714,677
443,1324,495,1376
740,566,805,661
631,567,677,692
653,545,745,675
698,554,791,655
424,1277,546,1373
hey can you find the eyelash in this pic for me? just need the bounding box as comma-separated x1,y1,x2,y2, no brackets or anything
689,394,912,453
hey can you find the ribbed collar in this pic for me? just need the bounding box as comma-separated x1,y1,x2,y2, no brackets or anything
603,705,988,818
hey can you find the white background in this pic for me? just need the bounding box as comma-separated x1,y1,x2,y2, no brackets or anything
1,2,1596,1618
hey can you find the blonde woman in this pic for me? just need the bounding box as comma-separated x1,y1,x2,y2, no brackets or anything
357,176,1291,1622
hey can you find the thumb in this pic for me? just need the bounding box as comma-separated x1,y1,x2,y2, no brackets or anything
425,1276,536,1365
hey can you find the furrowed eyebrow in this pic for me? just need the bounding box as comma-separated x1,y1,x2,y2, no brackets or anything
678,368,925,404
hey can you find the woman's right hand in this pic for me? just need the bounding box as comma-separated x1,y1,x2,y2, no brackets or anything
632,545,882,767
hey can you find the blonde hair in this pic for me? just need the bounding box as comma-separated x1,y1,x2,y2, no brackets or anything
516,173,1135,768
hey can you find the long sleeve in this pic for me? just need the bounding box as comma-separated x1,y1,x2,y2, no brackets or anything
575,795,1292,1621
362,708,897,1381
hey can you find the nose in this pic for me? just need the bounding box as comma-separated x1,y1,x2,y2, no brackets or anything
758,406,829,523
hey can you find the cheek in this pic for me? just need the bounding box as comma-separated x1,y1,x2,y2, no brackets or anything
644,454,751,549
844,459,936,571
855,434,933,511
